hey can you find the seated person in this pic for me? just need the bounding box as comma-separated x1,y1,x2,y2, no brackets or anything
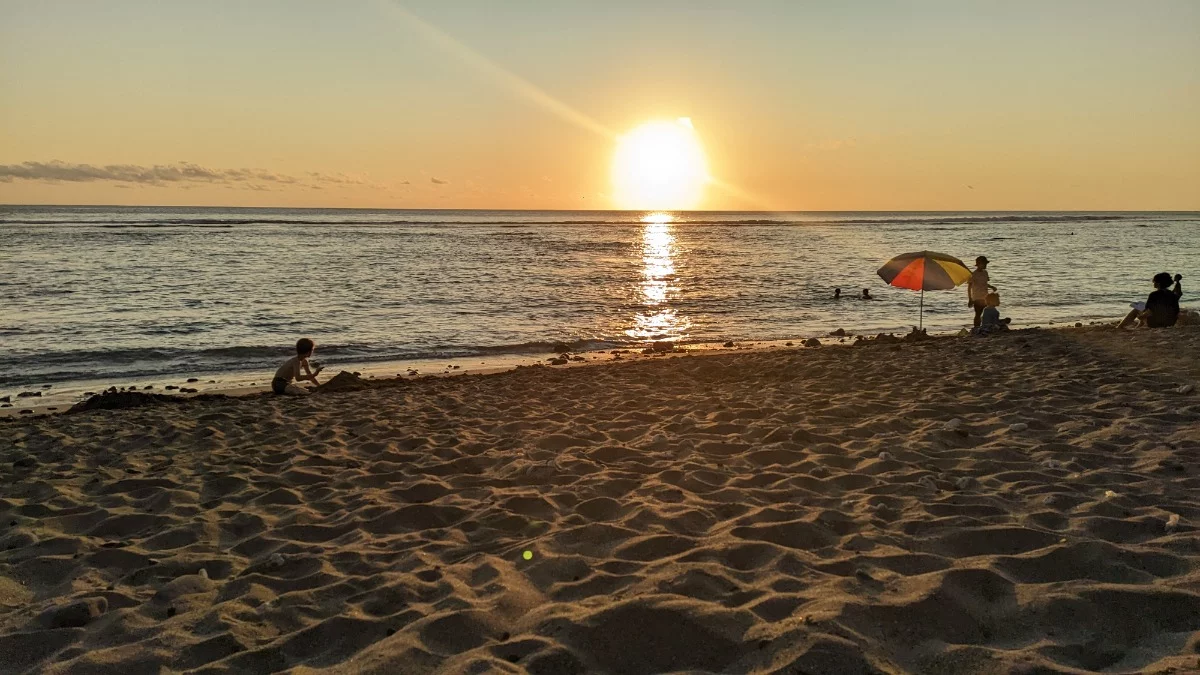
273,338,323,395
973,292,1011,335
1118,273,1182,328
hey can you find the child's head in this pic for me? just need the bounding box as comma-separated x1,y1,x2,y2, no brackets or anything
296,338,315,358
985,292,1001,307
1153,272,1173,289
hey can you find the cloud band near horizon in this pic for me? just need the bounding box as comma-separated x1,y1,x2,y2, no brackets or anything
0,161,394,191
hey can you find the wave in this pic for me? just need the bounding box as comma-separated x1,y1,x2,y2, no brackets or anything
3,213,1191,228
0,338,637,387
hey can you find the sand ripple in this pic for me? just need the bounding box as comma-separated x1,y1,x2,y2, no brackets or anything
3,327,1200,673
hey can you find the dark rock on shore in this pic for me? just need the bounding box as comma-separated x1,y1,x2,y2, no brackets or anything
186,378,199,383
17,391,42,398
0,396,9,403
804,338,822,348
551,342,572,354
549,357,569,366
830,328,847,337
68,390,228,413
69,391,170,413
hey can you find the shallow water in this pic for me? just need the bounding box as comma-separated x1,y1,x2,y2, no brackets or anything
2,206,1197,391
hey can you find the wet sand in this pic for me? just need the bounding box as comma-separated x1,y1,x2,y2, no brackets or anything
2,326,1200,674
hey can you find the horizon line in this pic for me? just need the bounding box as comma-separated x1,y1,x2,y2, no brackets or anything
2,203,1199,214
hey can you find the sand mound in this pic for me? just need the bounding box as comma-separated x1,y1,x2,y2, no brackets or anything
67,390,228,413
316,371,374,393
4,326,1200,673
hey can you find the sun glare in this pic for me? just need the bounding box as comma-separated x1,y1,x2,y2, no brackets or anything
612,119,708,211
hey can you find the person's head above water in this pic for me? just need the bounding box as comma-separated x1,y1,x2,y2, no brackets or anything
834,287,841,298
296,337,315,358
1153,272,1174,289
976,256,989,269
861,288,872,298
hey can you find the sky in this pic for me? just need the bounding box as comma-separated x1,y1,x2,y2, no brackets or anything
1,0,1198,210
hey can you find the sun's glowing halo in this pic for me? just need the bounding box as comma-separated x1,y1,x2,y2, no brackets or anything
612,118,708,210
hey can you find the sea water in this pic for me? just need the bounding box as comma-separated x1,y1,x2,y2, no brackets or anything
2,206,1197,399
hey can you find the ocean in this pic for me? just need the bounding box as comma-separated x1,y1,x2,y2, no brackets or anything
2,206,1197,403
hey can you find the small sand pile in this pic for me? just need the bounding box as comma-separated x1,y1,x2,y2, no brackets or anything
316,371,373,393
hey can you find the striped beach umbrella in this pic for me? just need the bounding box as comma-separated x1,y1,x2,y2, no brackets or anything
877,251,972,329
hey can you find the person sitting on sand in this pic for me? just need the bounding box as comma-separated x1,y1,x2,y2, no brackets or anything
968,256,997,328
1118,272,1182,329
273,338,323,395
973,292,1011,336
861,288,875,300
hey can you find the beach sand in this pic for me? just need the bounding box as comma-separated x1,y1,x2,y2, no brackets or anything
3,326,1200,674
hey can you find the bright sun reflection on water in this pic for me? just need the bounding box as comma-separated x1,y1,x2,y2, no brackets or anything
627,214,691,342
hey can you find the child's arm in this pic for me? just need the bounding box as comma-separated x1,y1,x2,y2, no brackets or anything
299,358,321,385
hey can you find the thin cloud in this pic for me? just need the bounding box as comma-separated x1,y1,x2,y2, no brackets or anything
0,160,391,191
430,177,448,185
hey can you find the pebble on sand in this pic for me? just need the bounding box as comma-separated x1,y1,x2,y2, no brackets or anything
1009,422,1029,432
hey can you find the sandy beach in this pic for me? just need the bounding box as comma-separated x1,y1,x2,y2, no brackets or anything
3,325,1200,674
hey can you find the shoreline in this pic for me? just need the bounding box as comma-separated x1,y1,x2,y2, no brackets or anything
0,319,1127,418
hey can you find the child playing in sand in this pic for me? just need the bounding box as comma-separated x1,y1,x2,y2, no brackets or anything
974,293,1010,336
273,338,323,395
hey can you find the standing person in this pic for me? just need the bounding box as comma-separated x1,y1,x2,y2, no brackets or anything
968,256,997,328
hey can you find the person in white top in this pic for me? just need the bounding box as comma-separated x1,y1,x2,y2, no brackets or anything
272,338,323,396
967,256,997,328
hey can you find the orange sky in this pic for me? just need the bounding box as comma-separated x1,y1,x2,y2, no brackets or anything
2,1,1198,210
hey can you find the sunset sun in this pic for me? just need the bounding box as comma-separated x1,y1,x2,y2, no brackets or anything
612,118,709,211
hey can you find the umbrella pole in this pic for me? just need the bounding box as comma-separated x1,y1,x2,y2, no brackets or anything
919,288,924,330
